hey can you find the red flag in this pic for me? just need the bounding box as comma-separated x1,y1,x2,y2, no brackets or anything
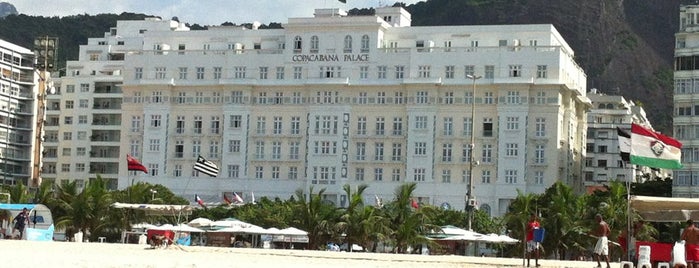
195,194,206,208
223,194,232,205
411,199,419,209
126,154,148,173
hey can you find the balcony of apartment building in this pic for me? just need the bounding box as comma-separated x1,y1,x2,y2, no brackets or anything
89,146,120,159
91,114,122,128
0,114,32,130
92,98,122,111
88,162,119,176
90,130,120,143
94,82,122,94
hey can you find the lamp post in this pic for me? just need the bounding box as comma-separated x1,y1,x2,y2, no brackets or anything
150,189,157,201
466,74,481,231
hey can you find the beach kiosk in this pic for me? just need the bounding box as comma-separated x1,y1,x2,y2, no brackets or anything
0,203,54,241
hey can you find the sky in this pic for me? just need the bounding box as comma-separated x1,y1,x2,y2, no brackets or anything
9,0,424,26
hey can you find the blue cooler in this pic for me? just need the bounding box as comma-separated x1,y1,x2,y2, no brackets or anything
534,228,545,242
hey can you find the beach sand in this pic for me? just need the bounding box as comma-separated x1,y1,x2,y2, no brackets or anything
1,240,618,268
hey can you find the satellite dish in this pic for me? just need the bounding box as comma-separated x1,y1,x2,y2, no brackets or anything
48,86,56,95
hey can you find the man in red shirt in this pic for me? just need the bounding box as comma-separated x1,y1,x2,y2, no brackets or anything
527,213,541,267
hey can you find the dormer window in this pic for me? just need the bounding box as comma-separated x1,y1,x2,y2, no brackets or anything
294,36,302,53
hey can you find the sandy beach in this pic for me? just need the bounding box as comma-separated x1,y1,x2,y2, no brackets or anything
0,240,619,268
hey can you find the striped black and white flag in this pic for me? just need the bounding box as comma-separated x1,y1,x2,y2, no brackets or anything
194,155,219,177
617,127,631,162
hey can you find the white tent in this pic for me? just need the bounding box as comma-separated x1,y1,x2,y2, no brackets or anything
188,217,213,227
432,225,484,241
149,224,204,232
210,218,255,228
477,233,519,244
280,227,308,236
629,195,699,222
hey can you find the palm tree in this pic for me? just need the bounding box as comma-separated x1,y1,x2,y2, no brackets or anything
539,181,588,259
53,177,113,241
290,186,339,250
504,190,539,261
336,184,370,251
385,183,436,253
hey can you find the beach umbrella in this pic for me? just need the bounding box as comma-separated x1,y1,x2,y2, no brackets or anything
188,217,213,227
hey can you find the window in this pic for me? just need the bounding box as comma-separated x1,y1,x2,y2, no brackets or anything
290,116,300,134
192,140,201,157
62,148,71,156
320,66,340,78
484,92,494,104
276,66,285,80
256,116,266,135
445,65,455,79
271,166,280,179
62,163,70,172
442,143,453,162
358,92,367,104
463,117,473,137
374,142,384,161
210,116,220,134
414,168,426,182
315,115,338,135
193,116,202,134
131,116,141,132
482,144,493,163
289,141,300,159
65,100,74,109
149,139,161,151
389,142,403,162
155,67,167,79
196,67,205,79
344,35,353,53
76,163,85,172
374,168,383,181
174,140,184,158
505,143,518,156
536,65,547,78
505,170,517,184
414,142,427,156
134,68,143,80
416,91,428,104
464,65,475,77
357,117,367,135
392,117,403,136
392,169,401,182
533,171,544,185
234,66,246,79
418,65,431,78
150,115,161,128
394,92,404,104
395,65,405,79
361,35,370,53
77,147,86,156
64,116,73,125
259,67,268,79
272,141,282,159
289,167,298,180
535,118,546,137
506,116,519,130
535,145,545,164
509,65,522,77
442,170,451,183
273,117,283,134
213,67,222,79
415,116,428,129
375,117,385,135
483,118,493,137
80,83,89,92
485,65,494,79
355,168,365,181
255,166,264,179
506,91,520,104
310,36,319,53
462,144,472,162
356,142,366,160
443,92,454,104
481,170,491,183
229,140,240,153
65,85,75,93
443,117,453,135
377,92,386,104
255,141,265,159
377,66,387,79
293,36,302,51
228,165,240,178
293,66,302,79
77,131,86,140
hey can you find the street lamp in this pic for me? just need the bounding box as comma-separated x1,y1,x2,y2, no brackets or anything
466,74,481,231
149,189,157,201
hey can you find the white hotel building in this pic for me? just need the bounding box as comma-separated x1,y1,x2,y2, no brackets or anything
54,6,589,216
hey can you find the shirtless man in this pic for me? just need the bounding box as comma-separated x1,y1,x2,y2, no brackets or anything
591,214,611,268
682,220,699,268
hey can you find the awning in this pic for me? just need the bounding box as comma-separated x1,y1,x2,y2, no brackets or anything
629,195,699,222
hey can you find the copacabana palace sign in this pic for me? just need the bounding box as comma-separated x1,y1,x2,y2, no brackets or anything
291,53,369,62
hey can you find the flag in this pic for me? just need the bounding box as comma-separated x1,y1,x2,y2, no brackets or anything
617,127,631,162
126,154,148,173
630,123,683,169
195,194,206,208
233,192,244,203
338,0,346,3
223,194,232,205
411,198,419,209
194,155,219,177
251,192,256,204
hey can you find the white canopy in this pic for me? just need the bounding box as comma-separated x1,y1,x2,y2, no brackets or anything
280,227,308,236
432,225,484,241
214,225,268,234
111,202,195,213
211,218,255,228
477,233,519,244
629,195,699,222
188,217,213,227
148,223,205,232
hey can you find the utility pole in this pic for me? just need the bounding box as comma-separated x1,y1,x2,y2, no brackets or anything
466,74,481,231
31,36,58,189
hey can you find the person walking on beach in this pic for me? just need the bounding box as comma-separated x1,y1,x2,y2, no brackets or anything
12,207,29,239
526,213,541,267
681,219,699,268
590,214,611,268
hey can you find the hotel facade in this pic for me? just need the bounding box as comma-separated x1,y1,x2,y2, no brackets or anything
53,7,590,216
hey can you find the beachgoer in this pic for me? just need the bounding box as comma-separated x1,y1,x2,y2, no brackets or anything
682,219,699,268
12,207,29,239
526,213,541,267
591,214,611,268
619,221,643,262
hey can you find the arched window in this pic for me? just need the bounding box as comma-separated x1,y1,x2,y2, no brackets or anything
598,104,606,109
480,204,491,216
310,36,319,53
606,103,614,109
344,35,353,53
293,36,302,52
361,35,370,53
